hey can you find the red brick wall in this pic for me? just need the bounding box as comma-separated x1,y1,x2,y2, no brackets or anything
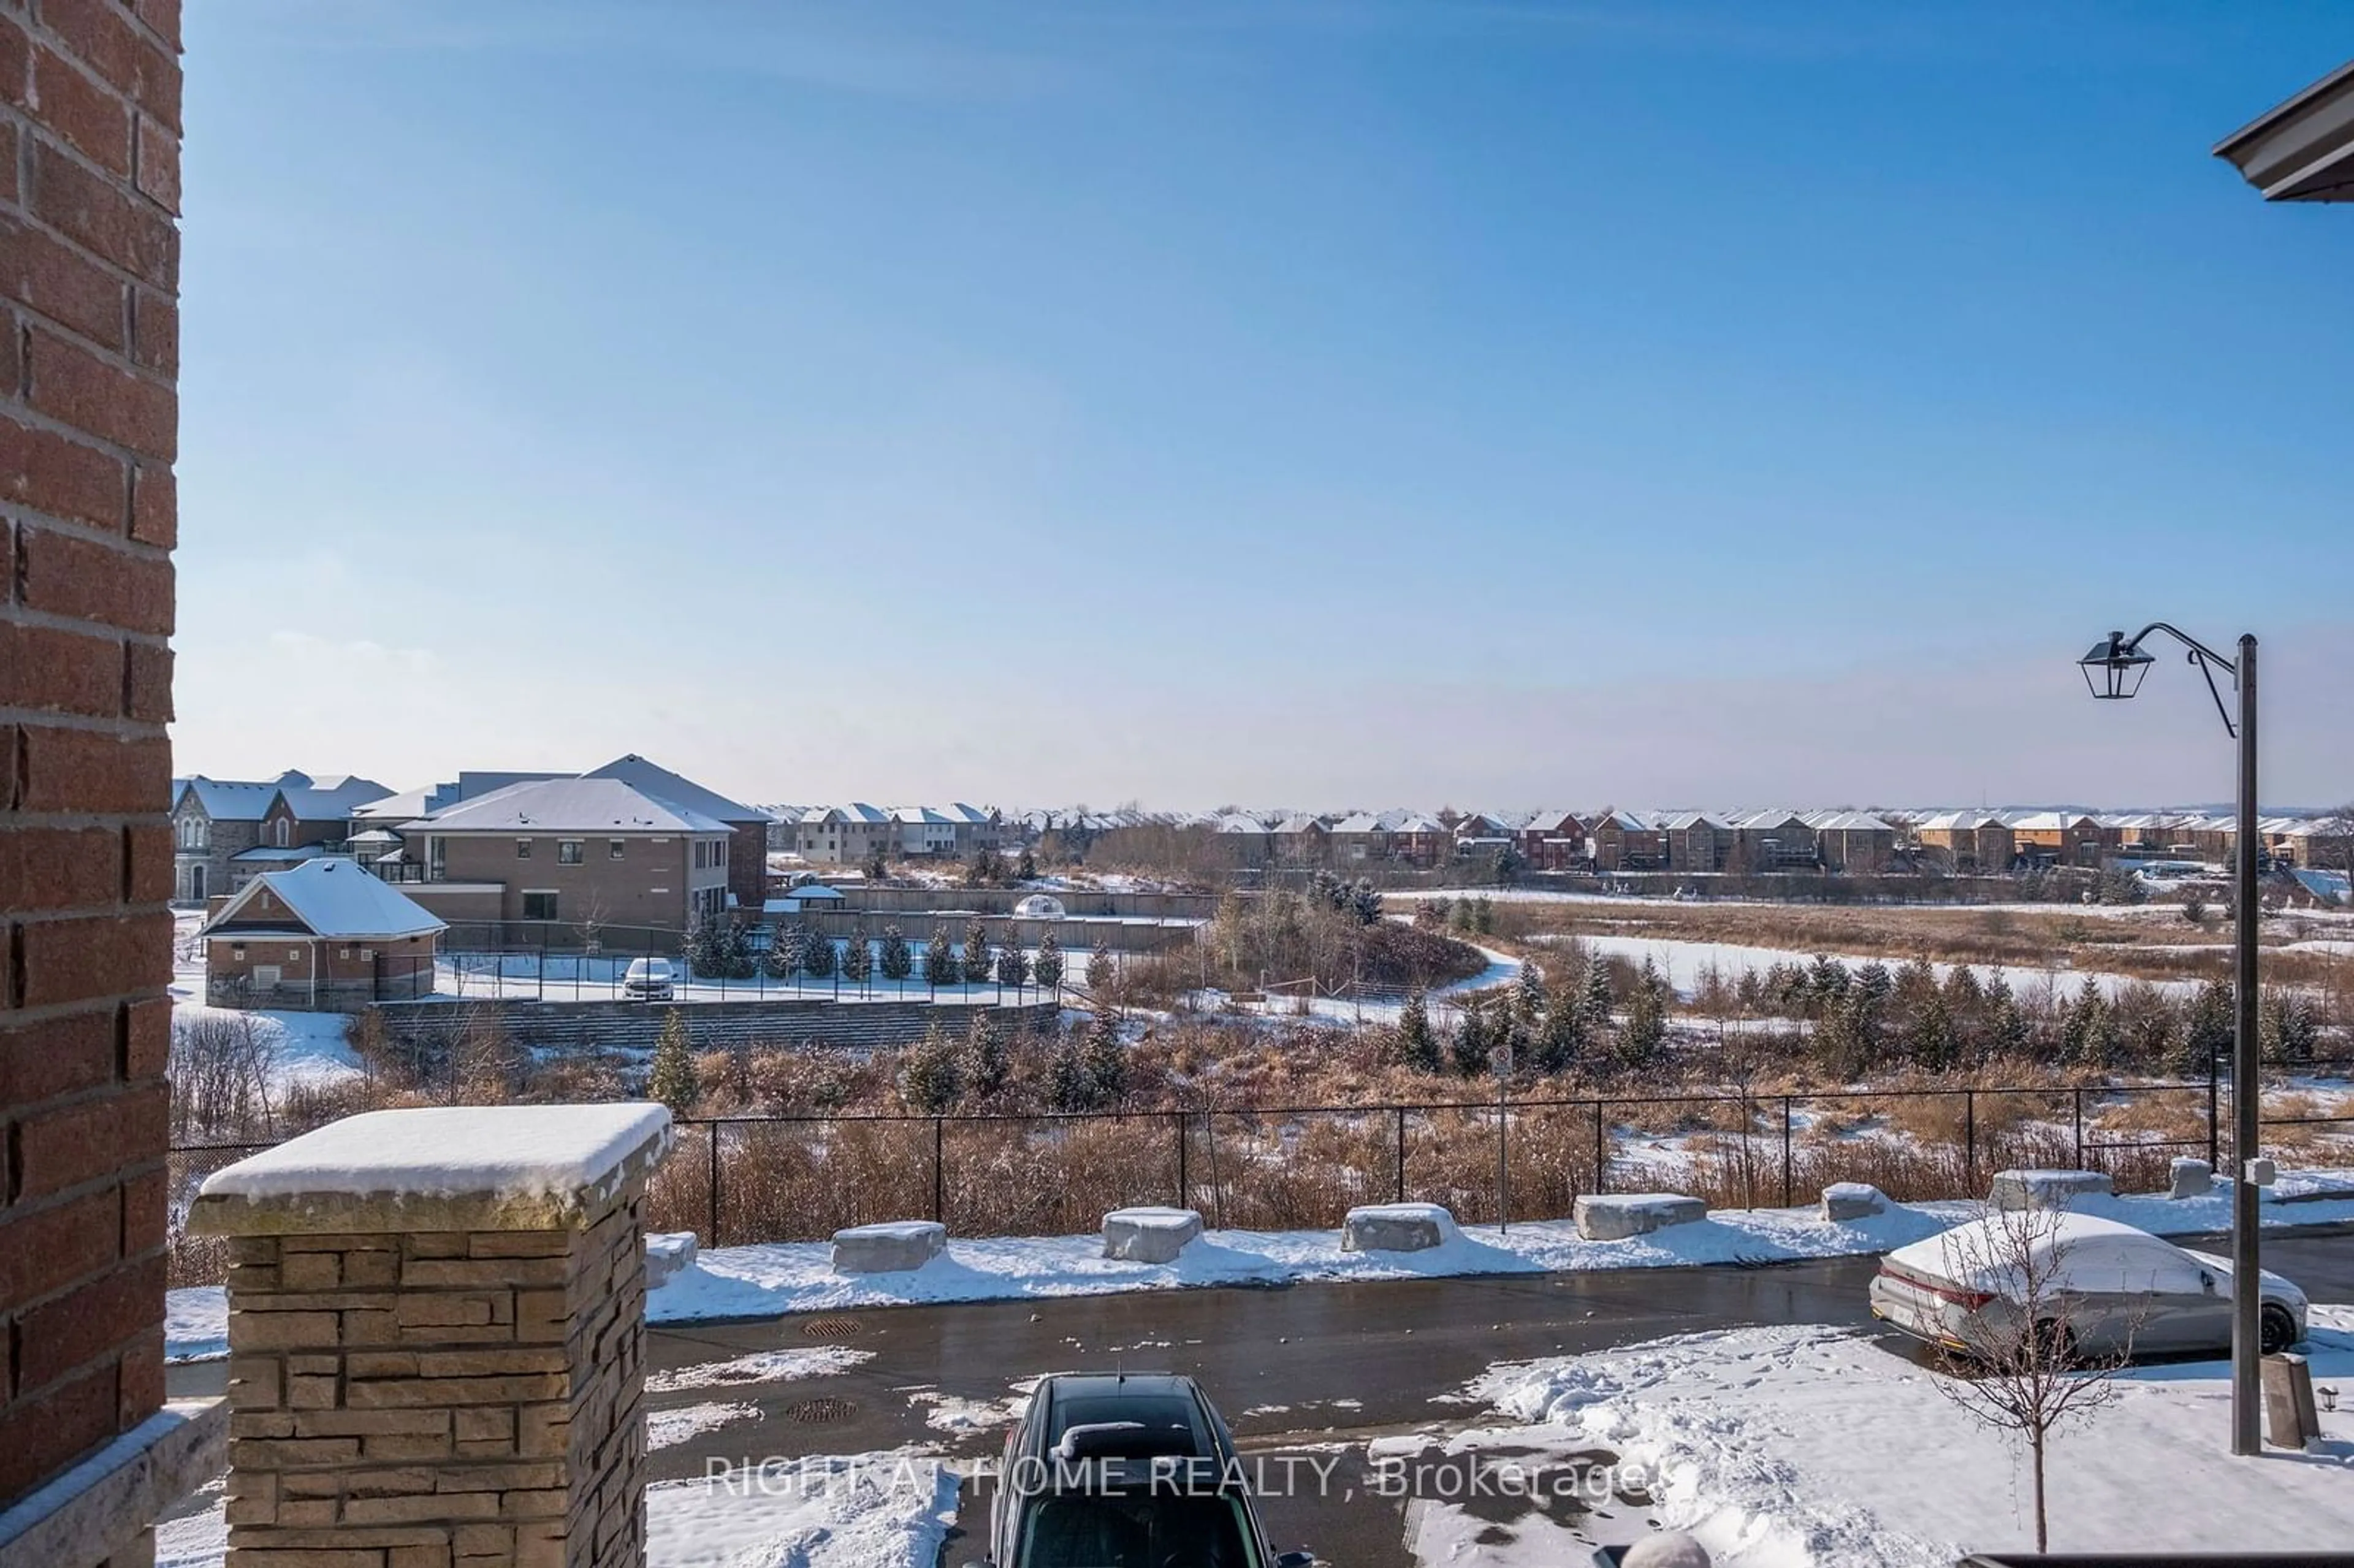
0,0,181,1508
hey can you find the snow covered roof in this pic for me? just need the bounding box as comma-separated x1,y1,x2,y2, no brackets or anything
277,777,394,820
1271,814,1325,834
802,802,891,826
891,805,950,825
1731,809,1808,831
1591,809,1656,831
351,786,436,822
176,777,286,821
1214,813,1268,834
943,802,994,825
1655,811,1731,831
1328,813,1384,834
229,843,327,864
1390,813,1446,834
408,777,731,835
1523,809,1585,834
1811,811,1894,832
200,856,446,941
583,755,763,825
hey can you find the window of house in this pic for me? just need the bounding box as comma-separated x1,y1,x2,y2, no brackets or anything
230,945,246,959
522,891,558,921
559,840,583,864
694,843,706,870
287,948,301,962
359,948,374,962
609,839,625,860
516,839,532,859
271,818,291,847
338,948,352,959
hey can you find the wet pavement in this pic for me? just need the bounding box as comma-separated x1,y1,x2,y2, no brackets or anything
167,1228,2354,1567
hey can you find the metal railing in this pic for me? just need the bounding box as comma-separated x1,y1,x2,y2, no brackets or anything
166,1077,2349,1281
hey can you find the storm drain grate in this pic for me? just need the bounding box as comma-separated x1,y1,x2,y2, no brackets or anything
787,1396,858,1425
799,1316,864,1341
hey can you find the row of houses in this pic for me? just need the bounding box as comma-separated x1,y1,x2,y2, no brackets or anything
759,803,1005,865
1185,804,2353,876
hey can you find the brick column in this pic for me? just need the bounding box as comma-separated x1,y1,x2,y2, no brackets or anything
188,1105,673,1568
0,0,184,1559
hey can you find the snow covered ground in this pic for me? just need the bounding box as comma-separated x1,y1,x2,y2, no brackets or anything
1550,931,2201,1002
158,1450,960,1568
1455,1311,2354,1564
163,1171,2354,1360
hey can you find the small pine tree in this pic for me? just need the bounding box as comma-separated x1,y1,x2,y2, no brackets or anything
995,932,1030,989
1451,997,1491,1076
722,919,756,981
962,1011,1010,1098
2261,989,2317,1066
801,932,837,980
1086,940,1114,994
1034,933,1064,997
961,922,991,984
842,930,874,989
1616,960,1668,1070
685,916,729,980
761,924,798,981
2181,978,2233,1077
1984,977,2030,1060
647,1009,699,1112
1533,983,1585,1073
1045,1035,1094,1111
1083,1010,1127,1103
1398,988,1442,1073
878,925,914,983
1514,961,1547,1029
897,1023,962,1113
1581,961,1615,1027
924,931,963,988
1911,985,1958,1072
864,847,888,882
1016,845,1037,880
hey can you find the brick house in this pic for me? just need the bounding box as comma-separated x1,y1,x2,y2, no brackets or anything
395,776,734,935
1270,813,1328,866
1588,808,1666,871
582,753,768,912
1327,812,1386,864
796,802,894,865
1729,810,1818,873
199,856,443,1010
1518,809,1587,871
1915,810,2015,873
2007,810,2107,869
1810,810,1898,874
1658,811,1731,873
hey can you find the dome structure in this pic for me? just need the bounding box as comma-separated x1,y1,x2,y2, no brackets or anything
1013,893,1067,920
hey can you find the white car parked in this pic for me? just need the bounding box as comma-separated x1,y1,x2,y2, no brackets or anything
622,957,676,1002
1871,1211,2306,1361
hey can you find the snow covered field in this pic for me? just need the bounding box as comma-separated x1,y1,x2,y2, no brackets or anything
1455,1312,2354,1563
1551,931,2201,1002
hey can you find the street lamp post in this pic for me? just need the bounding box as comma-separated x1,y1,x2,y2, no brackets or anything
2078,623,2263,1456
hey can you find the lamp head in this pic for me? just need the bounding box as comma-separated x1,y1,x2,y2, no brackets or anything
2079,631,2155,701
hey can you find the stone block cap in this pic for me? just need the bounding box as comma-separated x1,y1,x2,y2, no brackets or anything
188,1103,674,1236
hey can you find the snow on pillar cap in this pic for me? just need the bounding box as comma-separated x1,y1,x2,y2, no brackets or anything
188,1104,674,1236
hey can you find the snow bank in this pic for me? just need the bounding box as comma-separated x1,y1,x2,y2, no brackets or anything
167,1000,361,1090
645,1345,872,1394
1472,1314,2354,1562
165,1285,227,1363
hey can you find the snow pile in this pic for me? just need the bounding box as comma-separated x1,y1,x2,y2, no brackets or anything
1472,1315,2354,1563
167,1002,361,1089
647,1401,760,1450
645,1345,872,1393
197,1103,672,1204
166,1286,227,1363
644,1174,2354,1320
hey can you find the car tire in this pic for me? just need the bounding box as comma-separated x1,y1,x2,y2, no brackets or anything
2035,1320,2076,1367
2260,1304,2299,1355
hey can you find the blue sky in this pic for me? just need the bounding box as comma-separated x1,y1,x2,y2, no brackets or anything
172,2,2353,809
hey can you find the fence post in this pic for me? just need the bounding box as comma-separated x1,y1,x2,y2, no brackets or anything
1394,1106,1406,1202
2072,1087,2084,1168
1964,1090,1977,1197
707,1122,720,1248
1591,1100,1606,1197
1781,1097,1794,1208
933,1117,945,1224
2207,1071,2220,1170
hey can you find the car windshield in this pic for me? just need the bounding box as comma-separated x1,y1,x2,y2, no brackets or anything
1019,1493,1259,1568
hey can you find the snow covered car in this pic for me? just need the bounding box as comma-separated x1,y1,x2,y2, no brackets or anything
1870,1211,2306,1360
622,957,675,1001
983,1372,1311,1568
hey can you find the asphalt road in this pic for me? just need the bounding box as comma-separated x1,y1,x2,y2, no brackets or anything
628,1228,2354,1568
167,1228,2354,1566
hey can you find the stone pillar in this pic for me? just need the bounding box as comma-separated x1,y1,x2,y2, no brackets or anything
187,1105,673,1568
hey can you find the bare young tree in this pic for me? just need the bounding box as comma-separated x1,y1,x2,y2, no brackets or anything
1929,1205,2138,1552
169,1011,278,1140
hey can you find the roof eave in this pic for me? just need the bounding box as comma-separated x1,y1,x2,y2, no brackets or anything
2213,59,2354,203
